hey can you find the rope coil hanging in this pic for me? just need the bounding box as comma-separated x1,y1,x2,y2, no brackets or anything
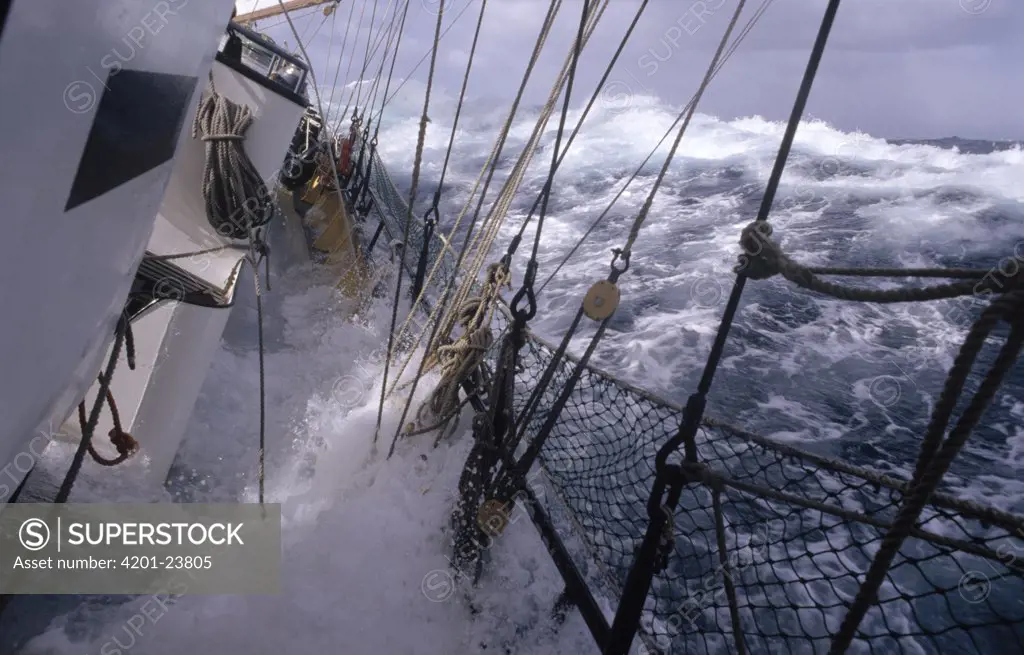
192,74,274,240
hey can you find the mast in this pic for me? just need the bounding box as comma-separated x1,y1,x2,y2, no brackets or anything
235,0,339,26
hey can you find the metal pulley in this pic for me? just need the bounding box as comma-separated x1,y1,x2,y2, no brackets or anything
582,280,620,321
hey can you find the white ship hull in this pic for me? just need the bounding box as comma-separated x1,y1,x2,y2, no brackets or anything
0,0,239,499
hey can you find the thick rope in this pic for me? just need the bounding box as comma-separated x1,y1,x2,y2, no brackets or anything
738,221,1016,302
79,383,139,467
55,317,133,503
192,76,272,240
829,289,1024,653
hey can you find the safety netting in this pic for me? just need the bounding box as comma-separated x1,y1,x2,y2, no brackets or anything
353,142,459,292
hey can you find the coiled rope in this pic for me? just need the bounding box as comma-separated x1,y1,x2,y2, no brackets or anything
402,262,511,438
192,74,273,240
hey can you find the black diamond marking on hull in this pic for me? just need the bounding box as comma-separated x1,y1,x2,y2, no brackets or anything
65,70,198,212
0,0,12,42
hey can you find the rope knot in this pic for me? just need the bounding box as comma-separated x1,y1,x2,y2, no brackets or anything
108,427,140,458
735,221,783,280
486,262,512,292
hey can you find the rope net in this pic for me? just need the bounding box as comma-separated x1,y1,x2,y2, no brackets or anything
356,149,1024,655
510,329,1024,655
357,140,459,290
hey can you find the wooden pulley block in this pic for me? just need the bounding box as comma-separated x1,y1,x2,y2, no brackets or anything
582,280,620,321
477,499,512,537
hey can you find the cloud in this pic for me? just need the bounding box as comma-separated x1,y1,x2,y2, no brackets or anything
246,0,1024,139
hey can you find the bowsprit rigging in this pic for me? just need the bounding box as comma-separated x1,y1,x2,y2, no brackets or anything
332,0,1024,654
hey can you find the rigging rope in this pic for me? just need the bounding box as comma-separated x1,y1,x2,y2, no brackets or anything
514,0,594,325
339,0,1024,651
410,0,489,301
830,287,1024,653
278,0,350,221
383,0,479,108
738,220,1004,302
387,0,655,387
536,0,775,297
505,0,652,267
375,0,447,451
438,0,597,577
434,0,608,356
79,383,139,467
511,0,749,464
403,0,610,377
337,0,372,119
363,0,405,130
192,71,276,506
383,0,585,453
325,0,360,121
369,0,410,140
386,0,612,443
354,0,383,110
56,314,134,503
381,0,568,399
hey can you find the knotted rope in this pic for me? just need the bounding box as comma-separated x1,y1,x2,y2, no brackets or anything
402,262,511,438
738,221,1019,302
79,379,139,467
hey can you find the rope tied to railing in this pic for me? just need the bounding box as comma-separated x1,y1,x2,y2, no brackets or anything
737,220,1018,302
402,262,511,438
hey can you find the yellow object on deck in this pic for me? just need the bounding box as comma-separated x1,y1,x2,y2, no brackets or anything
278,174,370,300
306,176,369,297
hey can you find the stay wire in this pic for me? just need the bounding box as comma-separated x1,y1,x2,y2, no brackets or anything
504,0,651,263
376,0,447,450
411,0,489,300
510,0,592,321
536,0,774,297
382,0,564,454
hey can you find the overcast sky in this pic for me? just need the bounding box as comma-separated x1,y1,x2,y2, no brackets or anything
237,0,1023,140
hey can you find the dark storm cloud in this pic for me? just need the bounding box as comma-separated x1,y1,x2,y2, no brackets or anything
247,0,1023,139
